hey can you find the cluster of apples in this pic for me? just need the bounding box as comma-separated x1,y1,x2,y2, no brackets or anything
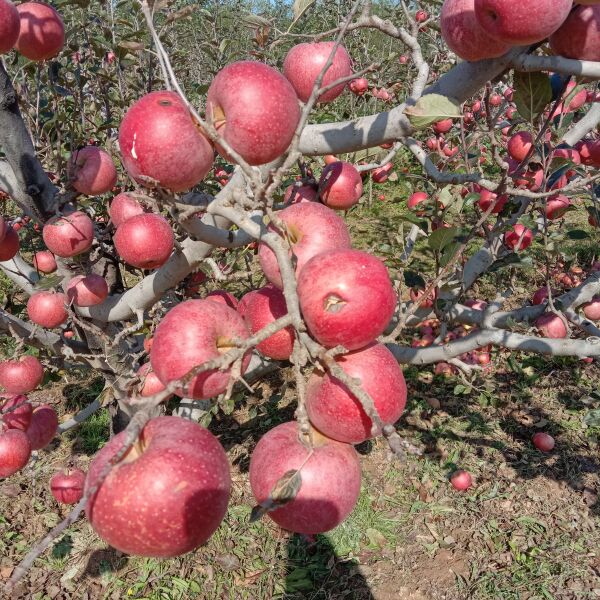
0,0,64,61
441,0,600,64
0,356,58,478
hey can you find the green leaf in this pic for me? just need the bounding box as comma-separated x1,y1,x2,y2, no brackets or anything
428,226,459,251
513,72,552,121
34,275,62,290
404,94,461,130
566,229,589,240
404,271,426,289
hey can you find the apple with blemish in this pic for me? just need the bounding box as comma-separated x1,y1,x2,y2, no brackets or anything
42,211,94,258
297,249,396,351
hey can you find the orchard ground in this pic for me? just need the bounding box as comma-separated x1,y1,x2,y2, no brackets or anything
1,190,599,600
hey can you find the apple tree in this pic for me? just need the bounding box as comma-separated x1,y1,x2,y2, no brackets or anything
1,0,600,590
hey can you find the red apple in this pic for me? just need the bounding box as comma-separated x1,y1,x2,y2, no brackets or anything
113,213,173,270
0,355,43,394
108,192,145,227
136,363,168,398
535,313,567,338
33,250,57,273
532,286,554,305
85,416,231,557
119,91,214,192
0,226,19,261
206,61,300,166
433,119,453,134
26,404,58,450
297,249,396,350
50,468,86,504
1,395,32,431
150,299,251,400
532,431,555,452
478,190,508,214
450,470,472,491
507,131,533,162
441,0,511,61
205,290,238,310
489,93,502,107
283,184,318,205
464,299,488,311
68,146,117,196
305,342,406,444
240,285,294,360
544,195,571,220
583,296,600,321
258,202,351,289
15,2,65,61
42,211,94,258
66,274,109,307
27,291,68,328
318,161,363,210
550,5,600,63
283,42,352,104
349,78,368,96
371,162,394,184
0,429,31,477
474,0,572,45
503,224,533,251
415,9,428,22
0,0,19,54
249,421,361,534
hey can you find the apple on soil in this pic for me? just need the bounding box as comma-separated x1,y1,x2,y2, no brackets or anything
68,146,117,196
114,213,174,270
1,395,32,431
33,251,57,274
0,226,20,261
206,61,300,166
535,313,567,339
26,404,59,450
150,299,251,400
474,0,572,45
27,291,68,329
258,202,351,289
450,470,473,491
349,78,368,96
283,42,352,104
305,342,406,444
297,248,397,351
441,0,511,62
15,2,65,61
583,297,600,321
318,161,363,210
119,91,214,192
0,428,32,478
85,416,231,557
249,421,361,534
42,211,94,258
50,468,86,504
532,432,555,452
66,274,109,307
0,355,43,394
